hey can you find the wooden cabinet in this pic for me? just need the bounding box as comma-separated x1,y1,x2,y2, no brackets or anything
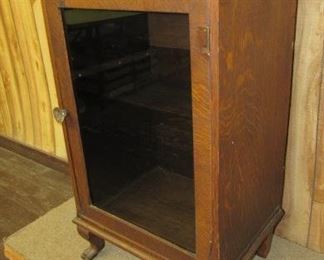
43,1,297,259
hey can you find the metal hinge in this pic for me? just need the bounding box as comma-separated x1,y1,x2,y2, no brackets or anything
200,26,211,56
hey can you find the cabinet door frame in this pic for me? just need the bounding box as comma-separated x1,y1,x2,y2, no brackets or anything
43,1,219,259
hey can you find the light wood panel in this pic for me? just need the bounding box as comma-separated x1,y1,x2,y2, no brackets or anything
0,1,26,142
32,0,67,158
308,31,324,252
0,65,13,136
308,202,324,252
0,0,66,159
313,63,324,205
277,0,324,253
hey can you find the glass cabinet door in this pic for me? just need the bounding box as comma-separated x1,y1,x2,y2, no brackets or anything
62,9,195,252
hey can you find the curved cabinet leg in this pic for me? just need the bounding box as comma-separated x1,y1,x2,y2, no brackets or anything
256,229,274,258
77,226,105,260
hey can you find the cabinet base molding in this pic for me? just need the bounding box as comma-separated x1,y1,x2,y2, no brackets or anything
74,207,284,259
73,216,194,260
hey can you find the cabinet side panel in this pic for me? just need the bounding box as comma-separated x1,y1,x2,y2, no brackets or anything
218,1,297,259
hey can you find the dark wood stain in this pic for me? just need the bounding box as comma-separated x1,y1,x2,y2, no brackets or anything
218,1,297,259
43,0,298,259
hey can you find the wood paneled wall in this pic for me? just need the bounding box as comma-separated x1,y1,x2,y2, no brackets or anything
0,0,323,253
276,0,324,253
0,0,66,159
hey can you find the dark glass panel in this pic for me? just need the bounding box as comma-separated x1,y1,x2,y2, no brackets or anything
62,9,195,252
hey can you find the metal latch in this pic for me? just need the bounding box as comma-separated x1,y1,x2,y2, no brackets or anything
200,26,211,56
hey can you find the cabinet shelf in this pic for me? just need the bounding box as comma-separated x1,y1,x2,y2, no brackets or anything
100,167,195,252
117,80,191,117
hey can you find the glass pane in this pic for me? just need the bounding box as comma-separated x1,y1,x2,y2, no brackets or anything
62,9,195,252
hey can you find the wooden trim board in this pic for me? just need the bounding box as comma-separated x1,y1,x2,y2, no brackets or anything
0,135,68,173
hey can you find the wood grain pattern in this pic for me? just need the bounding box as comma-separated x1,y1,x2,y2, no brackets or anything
313,50,324,205
148,14,189,50
308,10,324,251
0,58,13,136
44,0,297,259
43,1,206,259
63,0,190,13
0,1,26,142
218,1,297,259
308,202,324,252
0,0,322,255
32,0,67,159
276,0,324,251
0,0,66,159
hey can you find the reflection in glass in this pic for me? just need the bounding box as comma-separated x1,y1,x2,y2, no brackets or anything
62,9,195,251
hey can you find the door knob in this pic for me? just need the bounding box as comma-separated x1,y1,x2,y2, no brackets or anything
53,107,68,123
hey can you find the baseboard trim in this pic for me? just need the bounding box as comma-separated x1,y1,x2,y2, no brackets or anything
0,135,68,174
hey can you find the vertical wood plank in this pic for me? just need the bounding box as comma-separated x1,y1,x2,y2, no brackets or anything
0,72,13,135
9,0,55,154
277,0,324,247
313,53,324,206
308,26,324,252
0,0,35,145
0,1,25,141
308,202,324,252
218,1,297,258
0,0,67,159
32,0,67,159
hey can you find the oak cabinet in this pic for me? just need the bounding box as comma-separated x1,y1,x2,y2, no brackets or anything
44,1,297,259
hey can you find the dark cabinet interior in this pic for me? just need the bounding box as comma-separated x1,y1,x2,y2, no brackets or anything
63,10,195,252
